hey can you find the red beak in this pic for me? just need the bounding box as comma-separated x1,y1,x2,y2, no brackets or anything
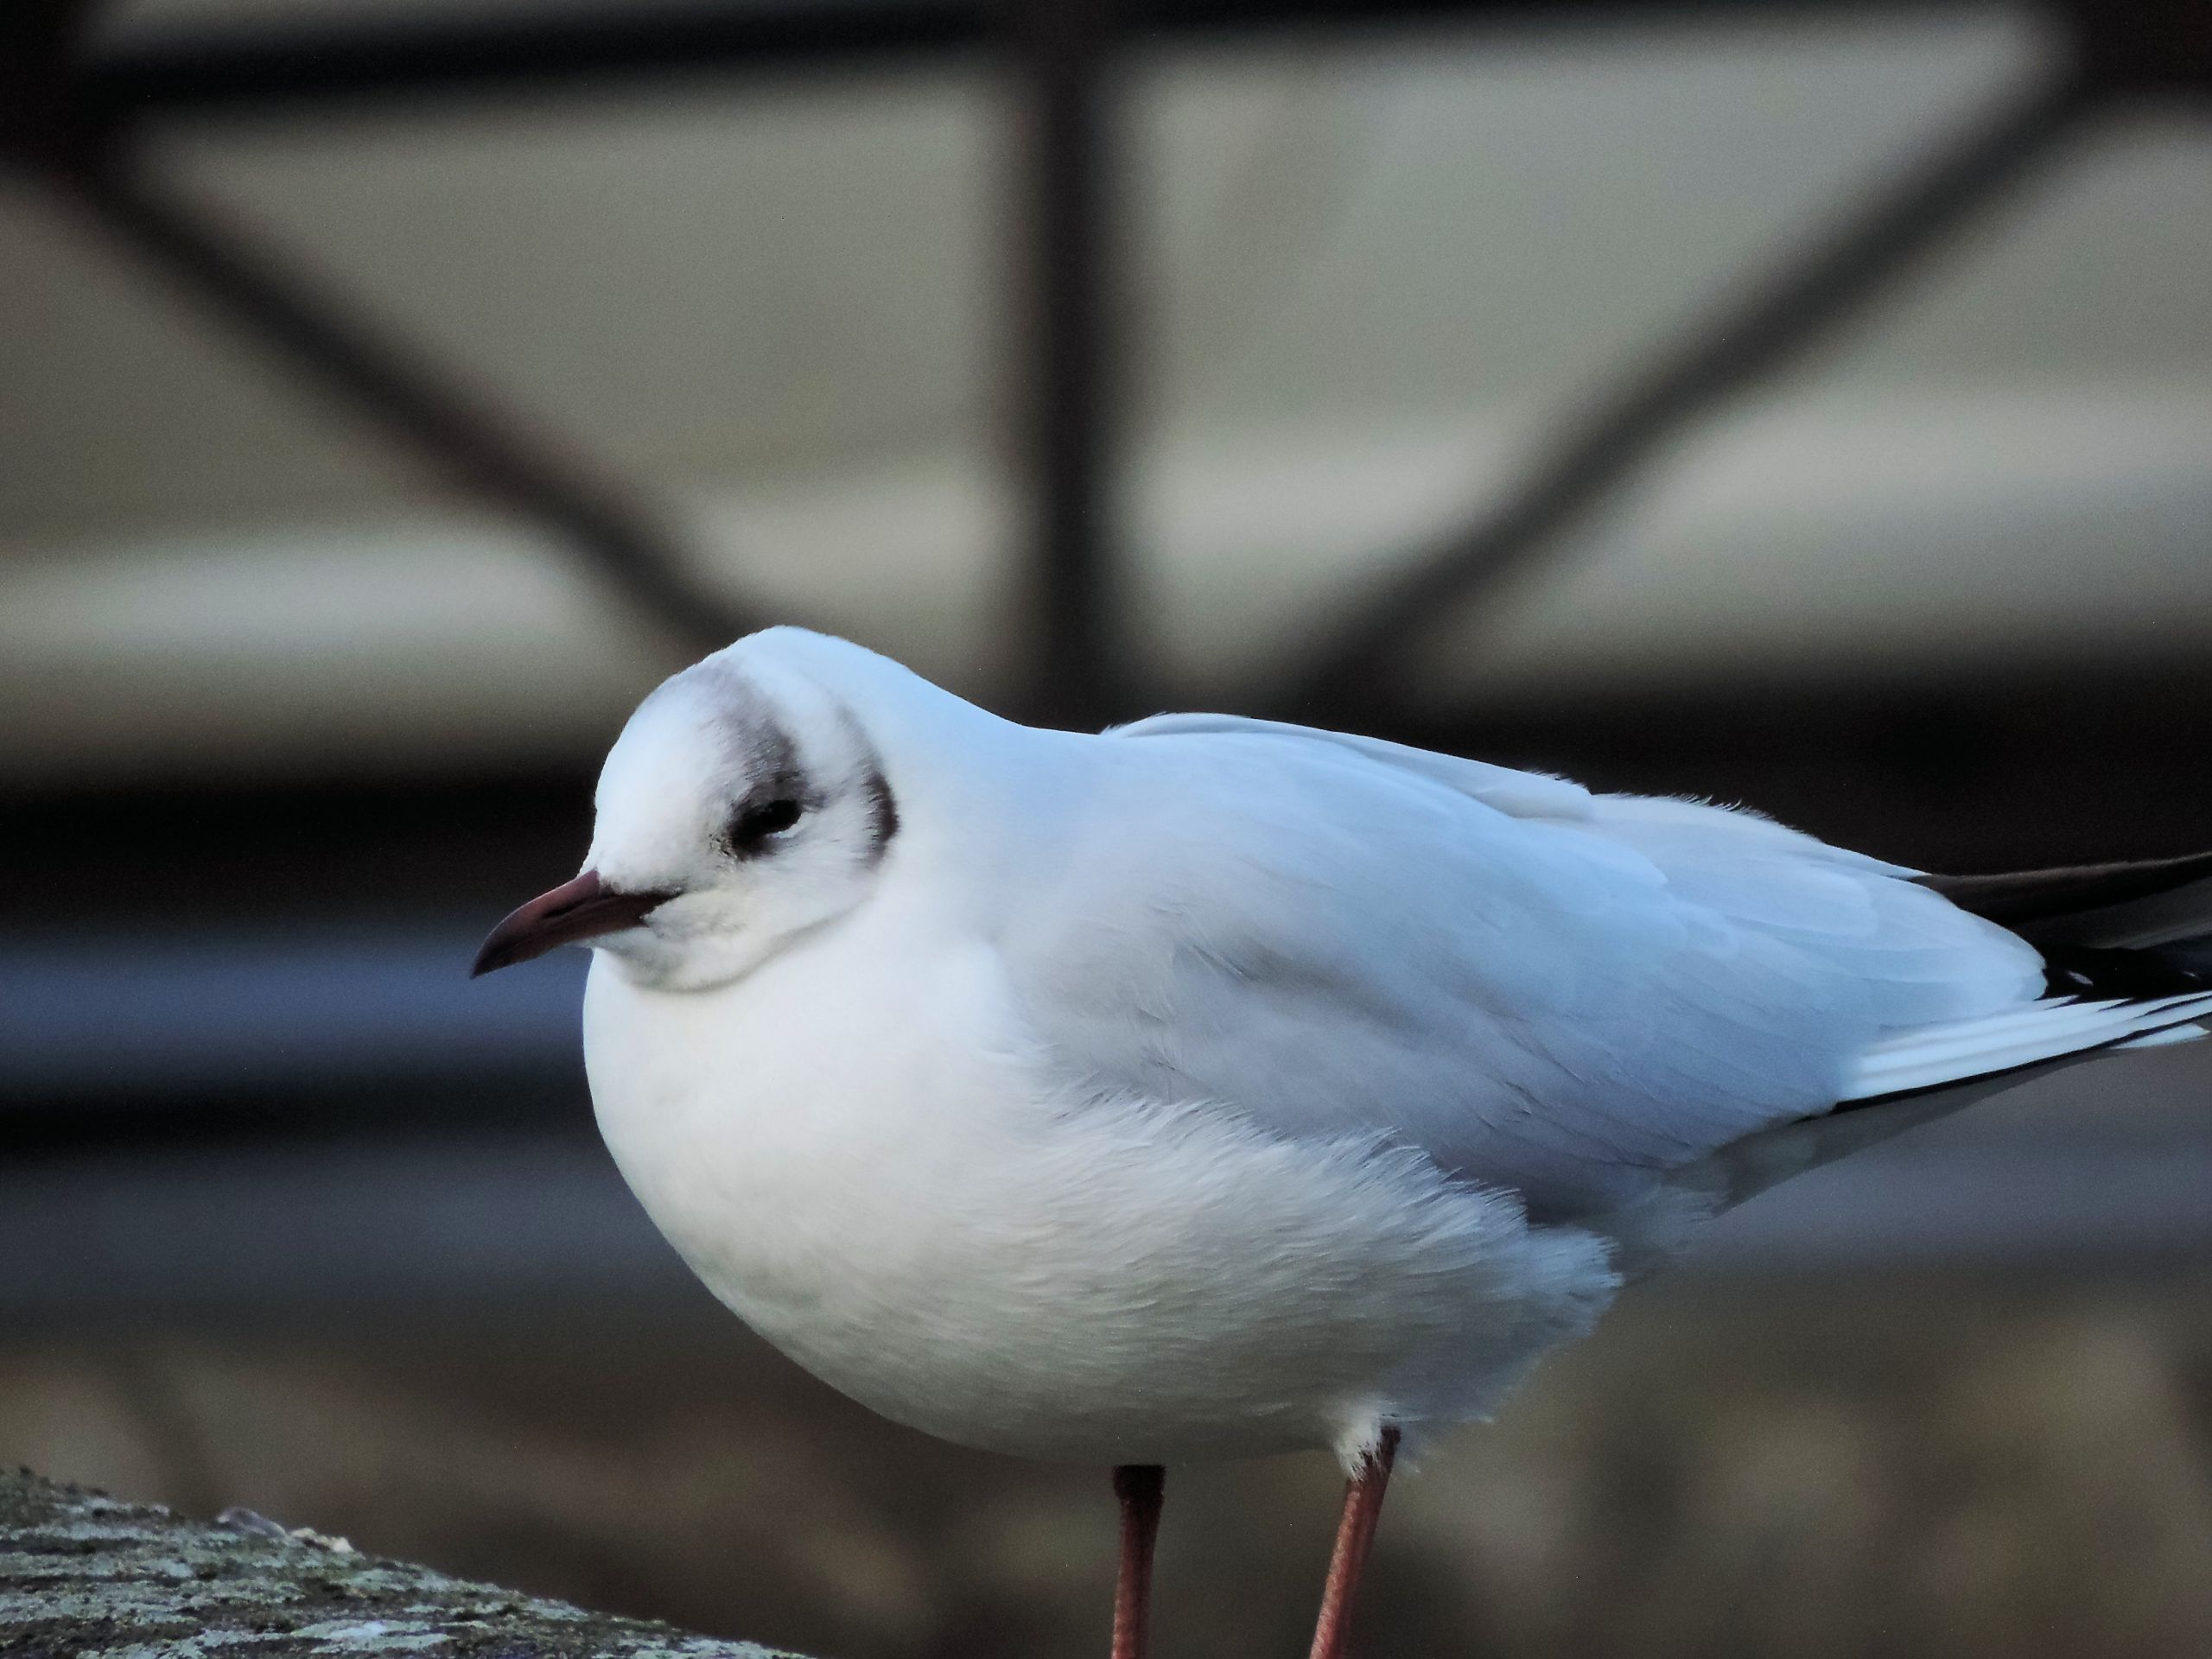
471,869,672,977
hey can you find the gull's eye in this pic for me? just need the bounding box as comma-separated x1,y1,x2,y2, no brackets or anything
727,796,804,855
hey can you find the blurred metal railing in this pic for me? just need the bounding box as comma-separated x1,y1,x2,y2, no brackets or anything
8,1,2204,724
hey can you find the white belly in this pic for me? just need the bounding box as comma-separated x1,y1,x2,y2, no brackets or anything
582,916,1618,1465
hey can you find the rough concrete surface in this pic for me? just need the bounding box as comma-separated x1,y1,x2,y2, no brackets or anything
7,1272,2212,1658
0,1469,798,1659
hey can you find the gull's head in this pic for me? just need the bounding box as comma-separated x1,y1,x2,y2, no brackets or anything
472,632,901,993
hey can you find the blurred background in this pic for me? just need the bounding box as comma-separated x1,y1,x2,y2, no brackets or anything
4,2,2211,1656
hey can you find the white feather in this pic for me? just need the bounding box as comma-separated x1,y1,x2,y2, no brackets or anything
1845,991,2212,1099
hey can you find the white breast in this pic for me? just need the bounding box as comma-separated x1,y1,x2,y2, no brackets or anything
582,893,1620,1465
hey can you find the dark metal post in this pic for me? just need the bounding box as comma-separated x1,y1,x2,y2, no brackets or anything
1008,0,1125,725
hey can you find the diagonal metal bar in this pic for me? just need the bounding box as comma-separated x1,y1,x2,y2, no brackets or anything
36,149,751,657
1282,63,2102,717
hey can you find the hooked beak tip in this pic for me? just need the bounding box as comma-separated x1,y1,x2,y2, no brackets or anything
470,868,672,978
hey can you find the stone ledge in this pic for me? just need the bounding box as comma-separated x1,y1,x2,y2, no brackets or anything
0,1468,802,1658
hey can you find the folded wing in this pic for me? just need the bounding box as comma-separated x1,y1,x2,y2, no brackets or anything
999,715,2197,1224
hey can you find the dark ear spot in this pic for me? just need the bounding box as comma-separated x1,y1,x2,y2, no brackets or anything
862,766,899,864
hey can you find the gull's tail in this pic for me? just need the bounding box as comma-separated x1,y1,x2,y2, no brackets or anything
1701,853,2212,1220
1845,852,2212,1099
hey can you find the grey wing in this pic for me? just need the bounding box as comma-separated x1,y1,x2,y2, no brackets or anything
1001,719,2047,1221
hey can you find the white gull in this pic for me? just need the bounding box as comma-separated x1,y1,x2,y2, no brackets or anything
474,626,2212,1659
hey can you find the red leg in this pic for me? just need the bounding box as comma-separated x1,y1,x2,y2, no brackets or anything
1111,1464,1166,1659
1306,1427,1400,1659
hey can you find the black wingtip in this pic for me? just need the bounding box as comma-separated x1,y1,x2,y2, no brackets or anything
1919,851,2212,934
